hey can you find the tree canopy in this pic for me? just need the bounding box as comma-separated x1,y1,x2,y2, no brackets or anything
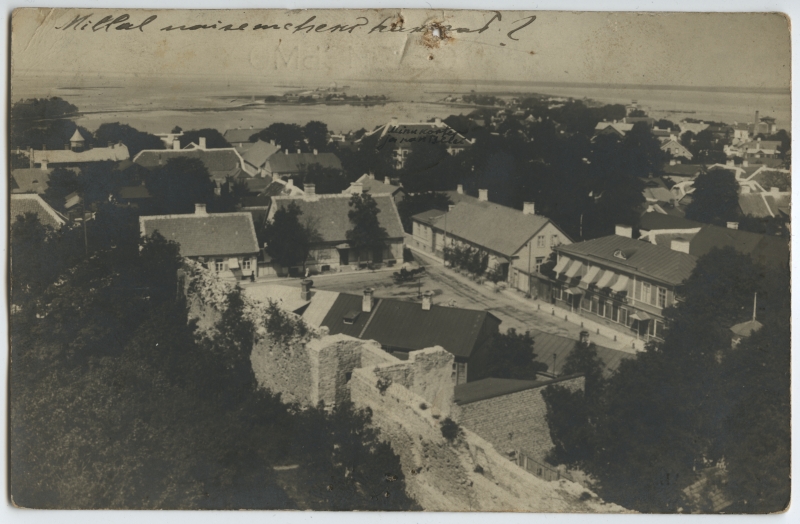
685,171,741,225
263,202,320,269
475,328,549,381
94,122,164,157
346,193,389,261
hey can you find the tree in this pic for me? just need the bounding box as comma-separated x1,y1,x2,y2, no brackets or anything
263,202,316,269
144,157,216,215
303,121,329,152
250,123,305,151
346,193,388,264
94,122,163,157
685,171,741,225
294,163,351,194
477,328,548,380
396,192,453,233
43,167,82,211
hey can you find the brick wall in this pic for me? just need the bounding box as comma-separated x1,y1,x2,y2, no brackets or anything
453,375,585,462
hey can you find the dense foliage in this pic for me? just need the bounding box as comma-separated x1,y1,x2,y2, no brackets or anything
475,328,549,381
94,122,164,157
263,201,320,270
346,193,389,263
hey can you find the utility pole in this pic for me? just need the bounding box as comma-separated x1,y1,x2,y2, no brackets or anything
81,199,89,259
527,240,532,297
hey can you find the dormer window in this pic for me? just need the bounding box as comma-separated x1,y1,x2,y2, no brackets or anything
343,310,360,325
613,249,627,260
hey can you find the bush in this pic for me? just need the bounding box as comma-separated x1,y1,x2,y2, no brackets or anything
376,377,392,396
440,417,463,442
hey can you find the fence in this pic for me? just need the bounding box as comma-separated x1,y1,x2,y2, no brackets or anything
517,451,584,486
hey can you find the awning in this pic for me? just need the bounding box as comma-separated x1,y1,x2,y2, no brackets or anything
564,260,584,278
629,311,651,321
553,256,570,274
228,257,240,269
564,287,583,295
596,270,615,288
335,243,350,250
610,275,630,293
581,266,601,286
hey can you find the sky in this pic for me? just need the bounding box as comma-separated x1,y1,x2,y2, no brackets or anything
11,9,791,91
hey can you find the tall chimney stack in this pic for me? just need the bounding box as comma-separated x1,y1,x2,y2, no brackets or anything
362,288,374,313
300,279,313,301
457,184,464,194
304,183,315,195
478,189,488,202
173,139,181,150
195,203,207,215
523,202,536,215
422,291,433,311
198,137,207,150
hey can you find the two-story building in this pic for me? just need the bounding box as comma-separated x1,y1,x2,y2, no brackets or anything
552,226,697,342
139,204,260,280
410,188,572,291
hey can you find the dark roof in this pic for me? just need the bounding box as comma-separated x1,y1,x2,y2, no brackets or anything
411,209,448,223
350,174,404,195
271,194,404,242
241,195,272,208
10,168,52,194
418,199,557,257
140,212,259,257
266,152,342,174
242,177,273,194
639,212,702,231
118,185,151,200
454,374,582,405
223,128,257,143
530,331,635,377
134,149,243,181
689,226,789,268
320,294,500,358
660,164,704,177
10,194,66,229
556,235,697,286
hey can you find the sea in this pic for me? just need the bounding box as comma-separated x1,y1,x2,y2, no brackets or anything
11,74,791,135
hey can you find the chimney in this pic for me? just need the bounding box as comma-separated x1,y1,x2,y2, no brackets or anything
305,183,315,195
285,149,289,155
741,185,751,194
434,117,442,124
383,176,391,185
523,202,536,215
677,160,682,164
478,189,488,202
40,160,48,171
670,238,690,254
743,160,749,167
270,139,275,146
422,291,433,311
390,117,399,128
670,159,676,166
173,139,181,150
457,184,464,194
300,279,313,301
198,137,207,149
770,186,780,194
727,221,739,230
579,330,590,347
64,144,70,150
297,149,301,154
313,149,318,156
448,204,455,211
615,224,633,238
755,110,759,125
362,288,374,313
726,159,734,166
350,183,363,195
29,147,33,168
286,178,294,188
195,203,207,215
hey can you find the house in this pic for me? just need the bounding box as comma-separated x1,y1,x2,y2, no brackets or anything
660,162,704,182
10,193,66,229
117,184,153,210
740,138,782,166
356,117,473,169
29,142,130,170
552,227,698,343
530,330,635,378
732,122,751,142
342,173,406,204
318,288,502,384
133,138,255,184
751,111,778,136
139,204,260,280
263,150,342,180
594,121,634,137
638,212,789,269
410,187,572,289
268,192,405,273
659,137,693,160
222,128,257,147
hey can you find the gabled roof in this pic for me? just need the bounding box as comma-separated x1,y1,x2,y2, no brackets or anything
10,168,53,194
32,143,129,165
133,148,248,181
10,194,66,229
348,174,403,195
266,152,342,174
270,194,404,243
412,208,448,223
660,164,704,177
595,122,634,134
742,140,781,151
419,200,559,257
530,331,635,377
556,235,697,286
240,140,281,168
690,225,789,267
139,212,259,257
643,187,674,203
223,128,257,143
320,293,500,358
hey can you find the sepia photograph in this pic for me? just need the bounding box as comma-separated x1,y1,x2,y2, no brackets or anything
6,6,792,515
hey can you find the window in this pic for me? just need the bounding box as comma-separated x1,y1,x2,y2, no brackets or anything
581,296,590,310
619,307,628,326
612,304,619,322
537,235,545,248
214,258,225,272
553,286,562,301
535,256,545,273
550,234,559,247
654,320,665,340
658,287,667,308
604,300,613,319
591,296,599,314
242,258,251,270
641,282,652,303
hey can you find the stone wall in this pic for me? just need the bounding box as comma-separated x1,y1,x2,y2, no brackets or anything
350,358,625,513
453,375,585,463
